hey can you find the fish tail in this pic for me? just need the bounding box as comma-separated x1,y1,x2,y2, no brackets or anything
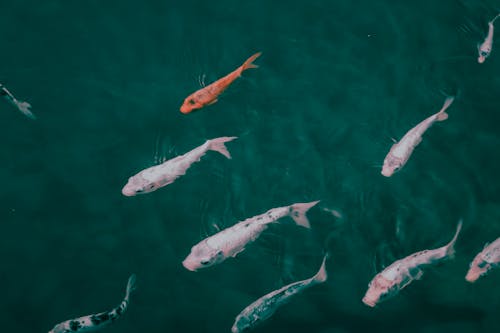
436,96,454,121
289,200,320,228
445,220,463,258
208,136,238,159
125,274,137,301
490,13,500,24
15,100,36,120
312,253,329,283
241,52,262,72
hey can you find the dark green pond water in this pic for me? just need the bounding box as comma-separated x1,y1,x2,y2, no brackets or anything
1,0,499,332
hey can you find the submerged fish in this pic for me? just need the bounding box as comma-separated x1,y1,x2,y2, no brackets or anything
362,221,462,307
0,82,35,119
122,136,237,196
182,201,320,271
381,96,455,177
232,254,328,333
48,274,136,333
477,14,500,64
465,237,500,283
180,52,262,114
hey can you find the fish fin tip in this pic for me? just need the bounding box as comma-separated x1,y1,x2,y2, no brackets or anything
436,112,448,121
208,136,238,159
290,201,320,228
241,52,262,71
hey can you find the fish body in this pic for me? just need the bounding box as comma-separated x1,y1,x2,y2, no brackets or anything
48,275,136,333
381,96,454,177
232,255,328,333
180,52,262,114
362,221,462,307
0,83,35,119
182,201,319,271
122,136,237,196
478,14,500,64
465,237,500,282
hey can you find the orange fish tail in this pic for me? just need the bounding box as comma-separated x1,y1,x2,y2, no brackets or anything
241,52,262,71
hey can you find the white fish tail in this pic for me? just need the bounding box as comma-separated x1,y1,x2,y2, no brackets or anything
15,100,36,120
208,136,238,159
445,220,463,258
125,274,137,301
312,254,329,283
490,13,500,24
436,96,454,122
289,200,320,228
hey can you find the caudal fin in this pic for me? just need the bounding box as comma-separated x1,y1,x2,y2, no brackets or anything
15,101,36,120
208,136,238,159
241,52,262,71
490,13,500,24
436,96,454,122
125,274,137,301
445,220,463,258
312,253,329,283
289,200,320,228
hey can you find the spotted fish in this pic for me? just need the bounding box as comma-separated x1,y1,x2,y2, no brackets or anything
465,237,500,282
122,136,237,196
182,201,320,271
232,254,328,333
362,221,462,307
48,274,136,333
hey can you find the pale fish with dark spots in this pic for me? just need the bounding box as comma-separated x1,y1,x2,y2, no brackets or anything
48,274,136,333
466,237,500,282
381,96,454,177
232,254,328,333
122,136,237,196
182,201,319,271
362,221,462,307
478,14,500,64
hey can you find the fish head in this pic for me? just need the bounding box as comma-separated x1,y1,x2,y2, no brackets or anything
180,95,203,114
182,242,224,271
478,46,489,63
121,175,157,196
362,275,396,307
465,256,491,283
381,155,402,177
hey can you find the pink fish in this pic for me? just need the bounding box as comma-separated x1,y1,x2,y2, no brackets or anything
478,14,500,64
182,201,319,271
465,237,500,282
381,96,454,177
362,221,462,307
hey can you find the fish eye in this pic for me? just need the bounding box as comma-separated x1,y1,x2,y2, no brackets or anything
135,189,144,193
189,99,196,105
200,259,210,265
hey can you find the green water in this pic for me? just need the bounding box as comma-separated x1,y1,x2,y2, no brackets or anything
1,0,500,332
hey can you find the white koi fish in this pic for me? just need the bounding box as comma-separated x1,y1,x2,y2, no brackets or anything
0,82,35,119
122,136,237,196
182,201,320,271
48,274,136,333
362,221,462,307
381,96,455,177
478,14,500,64
232,254,328,333
465,237,500,282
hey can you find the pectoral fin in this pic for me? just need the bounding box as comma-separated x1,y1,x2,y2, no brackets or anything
231,247,245,257
207,99,218,105
410,268,424,280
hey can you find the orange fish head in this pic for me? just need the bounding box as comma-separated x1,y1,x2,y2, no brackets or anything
180,96,202,114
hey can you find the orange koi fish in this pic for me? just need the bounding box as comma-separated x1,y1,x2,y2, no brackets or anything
180,52,262,114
